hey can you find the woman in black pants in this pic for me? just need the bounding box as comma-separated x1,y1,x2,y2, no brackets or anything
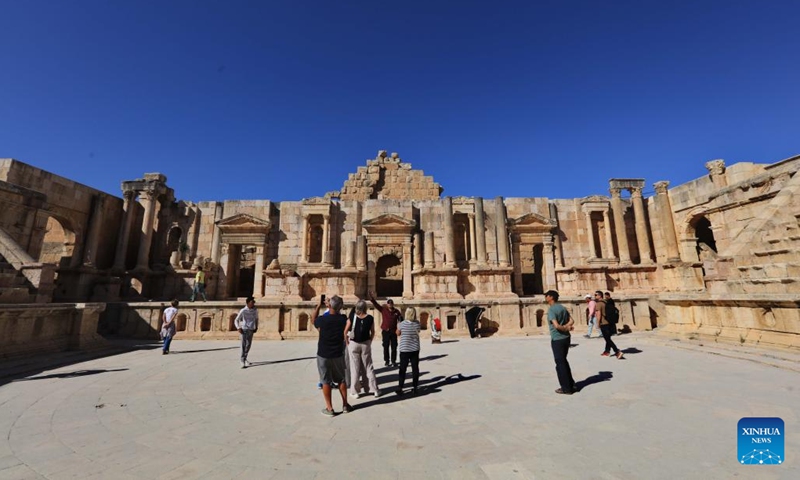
396,307,421,395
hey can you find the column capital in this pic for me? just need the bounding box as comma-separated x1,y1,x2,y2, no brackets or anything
705,159,725,176
609,187,623,198
654,181,670,195
630,187,643,199
322,214,330,221
122,189,137,201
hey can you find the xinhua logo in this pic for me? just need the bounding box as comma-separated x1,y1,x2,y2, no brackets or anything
738,417,784,465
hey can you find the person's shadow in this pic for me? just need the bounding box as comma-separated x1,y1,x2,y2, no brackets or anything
574,371,613,391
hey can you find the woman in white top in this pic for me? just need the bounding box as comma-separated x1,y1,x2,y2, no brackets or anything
396,307,421,395
344,300,381,398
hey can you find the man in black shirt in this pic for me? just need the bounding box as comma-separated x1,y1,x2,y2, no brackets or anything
313,295,353,416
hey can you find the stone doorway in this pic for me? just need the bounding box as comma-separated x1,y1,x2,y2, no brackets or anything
376,254,403,297
521,244,544,295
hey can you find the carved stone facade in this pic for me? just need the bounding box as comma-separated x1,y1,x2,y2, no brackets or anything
1,151,799,350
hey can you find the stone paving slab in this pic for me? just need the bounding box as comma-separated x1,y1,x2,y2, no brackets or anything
0,333,798,479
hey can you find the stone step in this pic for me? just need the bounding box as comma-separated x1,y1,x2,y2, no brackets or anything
0,272,26,287
0,287,34,303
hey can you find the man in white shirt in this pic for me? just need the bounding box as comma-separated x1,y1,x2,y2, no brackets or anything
234,296,259,368
161,299,179,355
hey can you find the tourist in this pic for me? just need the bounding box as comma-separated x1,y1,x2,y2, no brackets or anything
596,291,624,359
190,266,207,302
369,291,401,367
604,292,619,336
160,299,179,354
465,306,485,338
312,296,352,390
396,306,421,395
234,296,258,368
344,300,380,398
584,294,598,338
313,295,353,416
431,316,442,344
546,290,576,395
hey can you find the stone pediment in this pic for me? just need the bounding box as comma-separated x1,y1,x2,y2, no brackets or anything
302,197,331,206
216,213,271,230
509,213,556,232
580,195,610,205
362,214,417,235
216,214,271,245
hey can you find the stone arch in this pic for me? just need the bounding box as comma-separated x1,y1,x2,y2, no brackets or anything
39,215,77,266
299,312,309,331
444,310,459,330
376,253,402,297
228,313,238,331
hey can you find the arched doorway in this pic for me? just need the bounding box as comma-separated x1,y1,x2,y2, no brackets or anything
39,216,76,266
693,216,717,258
376,254,402,297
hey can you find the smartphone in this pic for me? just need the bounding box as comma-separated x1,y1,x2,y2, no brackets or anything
320,294,326,305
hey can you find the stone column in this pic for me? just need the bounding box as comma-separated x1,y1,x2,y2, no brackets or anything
468,214,476,261
474,197,487,266
495,197,510,267
424,231,435,268
113,190,137,270
610,188,631,264
705,159,727,189
511,234,523,295
225,244,238,298
300,214,309,263
584,210,597,260
83,195,105,266
345,240,356,267
210,202,224,265
355,235,366,269
136,190,160,270
413,232,422,269
548,202,564,268
602,209,615,260
631,187,653,264
188,205,201,260
443,197,456,267
543,241,556,290
654,181,682,262
322,214,330,264
402,242,413,298
253,245,265,298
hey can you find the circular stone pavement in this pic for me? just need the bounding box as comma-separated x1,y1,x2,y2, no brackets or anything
1,334,798,479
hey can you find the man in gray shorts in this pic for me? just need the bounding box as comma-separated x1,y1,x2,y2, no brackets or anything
314,295,353,416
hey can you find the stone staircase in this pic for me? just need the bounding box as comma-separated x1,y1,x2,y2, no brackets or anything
0,254,35,303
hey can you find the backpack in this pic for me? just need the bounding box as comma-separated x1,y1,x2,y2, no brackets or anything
607,303,619,324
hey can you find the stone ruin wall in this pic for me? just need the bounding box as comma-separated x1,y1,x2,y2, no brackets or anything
1,152,799,356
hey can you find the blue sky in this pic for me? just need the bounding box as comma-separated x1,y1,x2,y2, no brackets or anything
1,0,798,202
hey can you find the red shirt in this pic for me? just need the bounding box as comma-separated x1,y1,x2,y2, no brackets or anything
371,299,401,331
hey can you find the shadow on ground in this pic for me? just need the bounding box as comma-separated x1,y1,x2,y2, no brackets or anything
334,373,482,413
574,371,613,391
13,368,129,381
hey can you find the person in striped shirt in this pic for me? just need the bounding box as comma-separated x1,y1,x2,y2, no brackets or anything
395,307,421,395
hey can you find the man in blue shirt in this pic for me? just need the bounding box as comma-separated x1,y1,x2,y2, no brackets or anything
546,290,576,395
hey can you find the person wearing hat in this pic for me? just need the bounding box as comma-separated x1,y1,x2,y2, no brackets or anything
584,293,598,338
369,291,402,367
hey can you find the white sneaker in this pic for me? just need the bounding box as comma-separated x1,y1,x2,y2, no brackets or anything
240,361,246,369
374,390,381,398
349,392,362,399
245,360,252,366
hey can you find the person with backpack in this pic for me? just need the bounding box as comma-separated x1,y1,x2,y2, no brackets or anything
595,291,623,359
604,291,619,336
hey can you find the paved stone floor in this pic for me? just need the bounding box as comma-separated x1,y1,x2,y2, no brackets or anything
1,333,798,480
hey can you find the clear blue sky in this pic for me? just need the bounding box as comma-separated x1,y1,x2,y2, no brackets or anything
1,0,798,202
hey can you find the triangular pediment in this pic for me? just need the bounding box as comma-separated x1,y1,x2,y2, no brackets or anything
362,214,417,228
216,213,271,230
580,195,610,204
510,213,556,228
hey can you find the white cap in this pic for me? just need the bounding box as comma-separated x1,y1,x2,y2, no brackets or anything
584,294,592,299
